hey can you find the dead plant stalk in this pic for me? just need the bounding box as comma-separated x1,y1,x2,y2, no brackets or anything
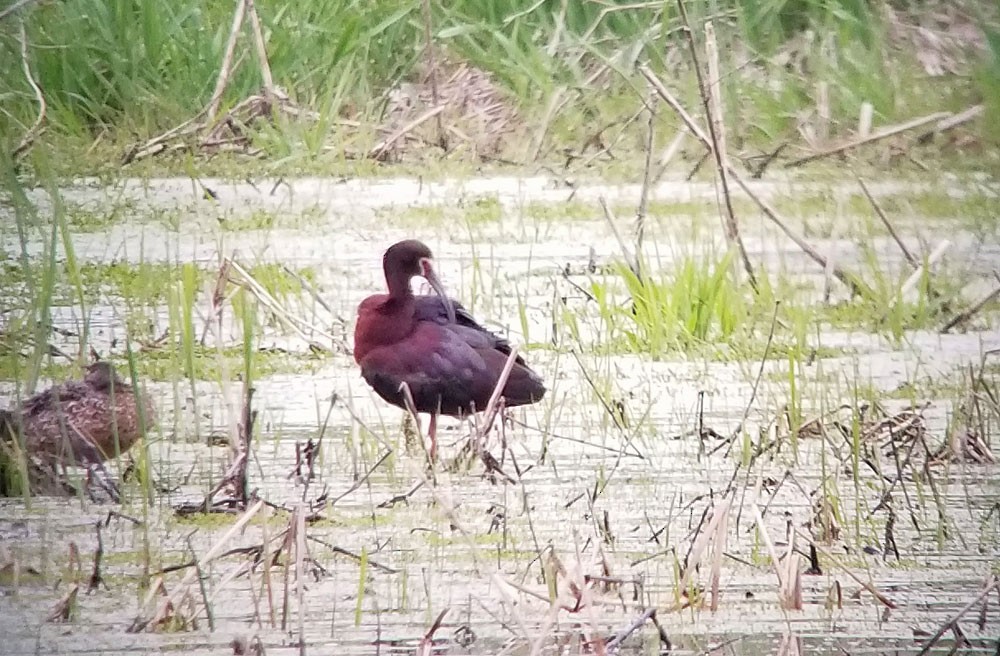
638,66,876,300
674,5,757,289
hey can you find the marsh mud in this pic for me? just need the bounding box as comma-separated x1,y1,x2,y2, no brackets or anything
1,174,998,655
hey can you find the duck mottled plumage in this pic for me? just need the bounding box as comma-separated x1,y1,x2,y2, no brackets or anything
2,361,156,467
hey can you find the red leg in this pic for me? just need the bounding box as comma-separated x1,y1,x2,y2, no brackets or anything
428,413,438,462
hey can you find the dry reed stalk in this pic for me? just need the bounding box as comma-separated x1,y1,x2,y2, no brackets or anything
858,102,874,137
295,504,307,656
598,197,641,280
227,259,338,348
942,272,1000,332
126,0,290,163
675,7,757,288
169,499,265,612
898,240,951,300
776,633,803,656
477,344,521,440
415,608,450,656
200,257,234,346
12,20,46,161
633,100,655,283
259,504,278,627
677,496,732,609
857,177,918,268
638,65,874,300
369,105,447,161
419,0,444,149
915,575,1000,656
781,527,803,610
206,0,250,120
787,111,951,167
244,0,275,99
916,104,984,143
793,527,897,609
750,507,802,610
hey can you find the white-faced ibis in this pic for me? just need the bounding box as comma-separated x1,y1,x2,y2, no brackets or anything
353,239,545,459
1,361,155,467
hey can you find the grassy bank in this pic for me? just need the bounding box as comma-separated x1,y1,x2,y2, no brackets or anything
0,0,997,178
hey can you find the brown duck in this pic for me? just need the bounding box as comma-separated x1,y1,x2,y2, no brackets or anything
1,361,155,467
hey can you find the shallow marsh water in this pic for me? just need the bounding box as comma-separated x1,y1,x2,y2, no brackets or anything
1,174,999,655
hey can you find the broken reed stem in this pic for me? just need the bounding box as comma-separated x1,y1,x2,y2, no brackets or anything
186,534,216,631
167,499,265,612
227,258,338,347
941,271,1000,333
787,112,951,167
674,5,757,290
369,104,447,160
634,99,655,282
751,504,788,590
793,528,897,609
677,496,731,602
479,345,521,438
206,0,248,120
899,240,950,299
599,197,641,280
914,576,1000,656
917,104,985,143
420,0,445,149
295,504,307,656
244,0,275,97
857,177,917,268
638,65,876,301
13,19,46,162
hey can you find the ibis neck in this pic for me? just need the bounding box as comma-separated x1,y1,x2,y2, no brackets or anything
385,270,414,300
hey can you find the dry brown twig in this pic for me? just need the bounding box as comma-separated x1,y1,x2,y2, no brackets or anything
941,271,1000,333
915,575,1000,656
916,104,984,144
786,111,950,168
857,177,918,269
369,104,447,161
793,527,897,609
129,499,266,632
124,0,292,164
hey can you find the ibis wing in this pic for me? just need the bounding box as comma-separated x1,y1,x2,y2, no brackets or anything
413,295,521,360
360,317,545,416
360,321,492,416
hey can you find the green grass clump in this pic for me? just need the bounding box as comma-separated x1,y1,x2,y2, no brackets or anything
0,0,995,176
593,253,749,357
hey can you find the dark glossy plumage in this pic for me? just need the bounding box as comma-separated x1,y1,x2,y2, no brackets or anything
360,295,544,416
354,240,545,455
